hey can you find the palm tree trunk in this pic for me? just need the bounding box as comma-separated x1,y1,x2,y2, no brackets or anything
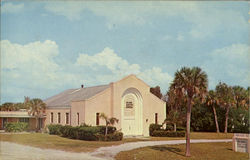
212,105,220,133
174,123,176,132
105,125,108,136
185,98,192,157
224,106,230,133
35,117,38,132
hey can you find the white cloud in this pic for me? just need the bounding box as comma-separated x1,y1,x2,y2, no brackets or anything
76,47,141,75
1,2,24,14
202,43,250,88
76,47,173,90
44,2,248,39
1,40,78,90
1,41,172,102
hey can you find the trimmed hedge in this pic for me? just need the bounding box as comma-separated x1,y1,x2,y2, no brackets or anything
165,124,174,131
176,127,185,131
47,124,63,135
5,122,28,132
149,124,162,136
47,124,122,141
152,130,185,137
96,131,123,141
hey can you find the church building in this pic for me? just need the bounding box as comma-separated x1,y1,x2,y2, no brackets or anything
44,75,166,136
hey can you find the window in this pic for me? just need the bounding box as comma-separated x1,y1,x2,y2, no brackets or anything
51,112,53,123
19,118,29,123
66,113,69,124
155,113,158,124
77,113,79,125
58,113,61,123
96,113,100,126
126,101,133,108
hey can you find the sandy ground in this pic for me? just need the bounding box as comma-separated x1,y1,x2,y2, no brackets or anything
0,139,232,160
90,139,232,159
0,141,104,160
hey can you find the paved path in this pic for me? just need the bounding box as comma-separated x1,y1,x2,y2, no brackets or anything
0,141,104,160
90,139,232,160
0,139,232,160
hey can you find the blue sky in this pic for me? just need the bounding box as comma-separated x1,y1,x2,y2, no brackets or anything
1,1,249,103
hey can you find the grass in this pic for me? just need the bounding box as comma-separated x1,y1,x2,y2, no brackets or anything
0,133,144,152
0,132,234,153
115,142,249,160
149,132,233,141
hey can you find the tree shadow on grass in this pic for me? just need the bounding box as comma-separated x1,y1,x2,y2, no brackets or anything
150,146,186,157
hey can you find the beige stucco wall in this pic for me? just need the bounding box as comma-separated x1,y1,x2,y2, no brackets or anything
45,108,70,126
70,101,85,126
46,75,166,136
83,88,112,126
111,75,166,136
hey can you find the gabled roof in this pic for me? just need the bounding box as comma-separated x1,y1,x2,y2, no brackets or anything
44,85,109,108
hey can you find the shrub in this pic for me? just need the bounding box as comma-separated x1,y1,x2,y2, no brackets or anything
96,131,123,141
98,126,116,135
149,124,162,136
176,127,185,131
165,124,174,131
60,125,74,137
47,124,122,141
47,124,63,135
5,122,28,132
77,127,100,141
152,130,185,137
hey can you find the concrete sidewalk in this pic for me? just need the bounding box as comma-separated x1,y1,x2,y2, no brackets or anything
90,139,232,160
0,139,232,160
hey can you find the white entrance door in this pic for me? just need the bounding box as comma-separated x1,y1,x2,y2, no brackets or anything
121,88,143,135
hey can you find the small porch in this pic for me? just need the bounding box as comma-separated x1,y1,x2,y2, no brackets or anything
0,110,46,131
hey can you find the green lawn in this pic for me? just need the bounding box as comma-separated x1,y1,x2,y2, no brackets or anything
115,142,249,160
0,133,143,152
149,132,233,141
0,132,234,153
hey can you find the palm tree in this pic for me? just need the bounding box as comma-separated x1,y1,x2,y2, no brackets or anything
172,67,208,157
163,110,182,132
165,86,185,131
207,90,220,133
215,82,235,133
232,86,248,109
27,98,46,132
99,113,119,137
1,103,15,111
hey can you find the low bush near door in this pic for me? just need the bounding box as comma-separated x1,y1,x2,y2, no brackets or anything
96,131,123,141
47,124,122,141
149,124,162,136
149,123,185,137
5,122,28,132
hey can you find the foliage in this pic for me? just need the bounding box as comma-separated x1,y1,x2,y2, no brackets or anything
176,127,185,131
99,113,119,136
47,124,63,135
216,82,236,133
47,124,121,141
165,124,174,131
149,123,162,136
191,103,216,132
171,66,208,156
96,131,123,141
152,130,185,137
228,107,249,133
5,122,28,132
150,86,163,99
